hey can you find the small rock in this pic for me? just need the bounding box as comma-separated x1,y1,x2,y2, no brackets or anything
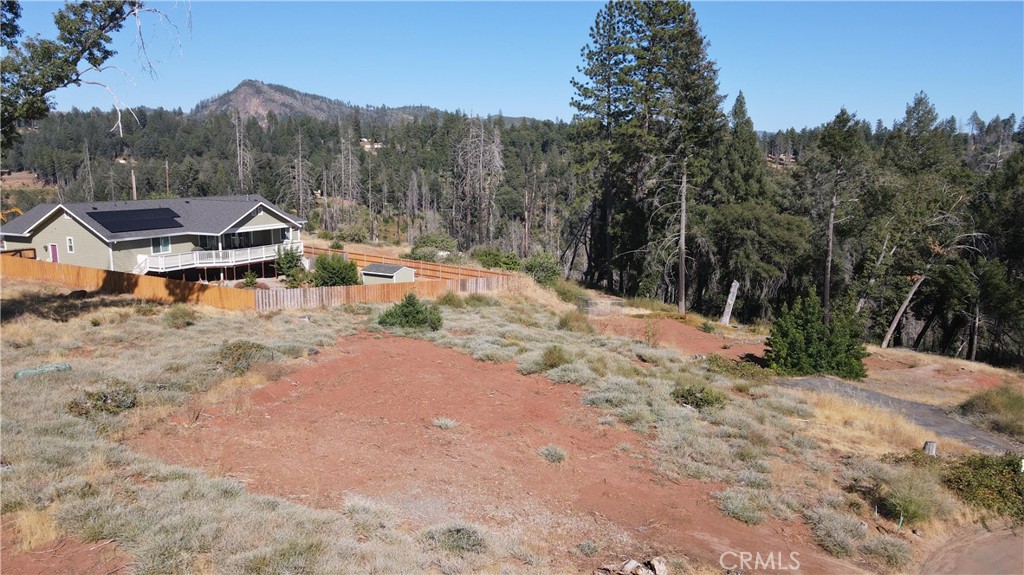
67,289,88,299
307,348,320,356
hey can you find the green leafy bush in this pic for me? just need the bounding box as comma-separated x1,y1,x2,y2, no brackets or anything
523,252,561,286
378,293,443,331
766,290,867,379
942,453,1024,523
472,246,520,270
312,253,360,287
699,321,716,333
671,383,727,410
405,233,457,262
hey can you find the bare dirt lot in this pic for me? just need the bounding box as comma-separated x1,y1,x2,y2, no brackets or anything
131,332,860,574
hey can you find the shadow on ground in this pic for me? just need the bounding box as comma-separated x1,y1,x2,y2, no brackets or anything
0,289,139,323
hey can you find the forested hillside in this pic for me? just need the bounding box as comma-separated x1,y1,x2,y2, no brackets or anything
3,1,1022,367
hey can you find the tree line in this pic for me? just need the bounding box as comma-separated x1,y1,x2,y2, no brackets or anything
3,0,1022,367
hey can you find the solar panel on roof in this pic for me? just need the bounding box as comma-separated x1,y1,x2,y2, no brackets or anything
88,208,183,233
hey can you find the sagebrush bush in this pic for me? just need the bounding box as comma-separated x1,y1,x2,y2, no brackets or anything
312,253,360,286
378,293,443,331
860,535,910,568
162,303,198,329
805,506,866,557
766,290,867,379
538,445,566,463
218,340,277,375
424,524,487,556
540,345,571,371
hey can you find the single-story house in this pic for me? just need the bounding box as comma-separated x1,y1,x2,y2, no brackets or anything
360,263,415,285
0,195,306,276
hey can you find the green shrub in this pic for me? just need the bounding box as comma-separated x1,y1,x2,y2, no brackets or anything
242,270,259,288
705,354,774,387
523,252,561,286
275,246,302,277
942,453,1024,523
436,291,465,308
424,524,487,556
958,384,1024,439
699,321,716,333
378,293,443,331
540,345,571,371
406,233,457,262
553,279,585,304
335,223,368,243
877,467,950,525
163,303,198,329
464,293,499,307
329,238,344,250
472,246,520,270
671,383,728,410
218,340,277,375
538,445,566,463
557,310,594,334
67,382,137,418
312,253,360,287
766,290,867,379
577,541,599,557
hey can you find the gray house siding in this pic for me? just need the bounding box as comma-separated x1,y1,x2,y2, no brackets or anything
232,209,292,233
21,210,110,270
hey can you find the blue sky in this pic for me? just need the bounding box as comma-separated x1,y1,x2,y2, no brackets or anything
15,1,1024,133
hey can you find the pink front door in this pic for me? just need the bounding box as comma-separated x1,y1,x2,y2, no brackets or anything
49,243,58,263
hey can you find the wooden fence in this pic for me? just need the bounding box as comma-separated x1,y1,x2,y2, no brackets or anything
254,276,504,310
2,251,510,312
0,256,256,311
304,246,513,281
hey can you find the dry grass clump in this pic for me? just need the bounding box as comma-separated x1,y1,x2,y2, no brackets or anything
11,506,59,551
958,384,1024,439
557,309,595,334
432,417,459,430
538,445,566,464
859,535,911,569
714,486,791,525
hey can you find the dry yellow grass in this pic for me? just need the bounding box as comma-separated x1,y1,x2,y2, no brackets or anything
12,507,59,552
498,274,575,313
795,390,974,456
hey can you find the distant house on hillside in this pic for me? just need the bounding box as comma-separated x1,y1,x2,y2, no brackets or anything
0,195,305,279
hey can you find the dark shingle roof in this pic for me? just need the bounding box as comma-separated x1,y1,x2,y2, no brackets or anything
1,195,305,241
361,263,410,276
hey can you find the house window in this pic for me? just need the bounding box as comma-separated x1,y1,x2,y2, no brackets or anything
66,237,74,253
151,237,171,254
198,235,217,250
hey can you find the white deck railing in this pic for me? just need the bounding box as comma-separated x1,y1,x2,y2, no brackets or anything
143,241,303,273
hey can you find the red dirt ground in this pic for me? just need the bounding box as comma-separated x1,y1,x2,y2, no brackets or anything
593,316,766,362
130,333,861,574
0,522,128,575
